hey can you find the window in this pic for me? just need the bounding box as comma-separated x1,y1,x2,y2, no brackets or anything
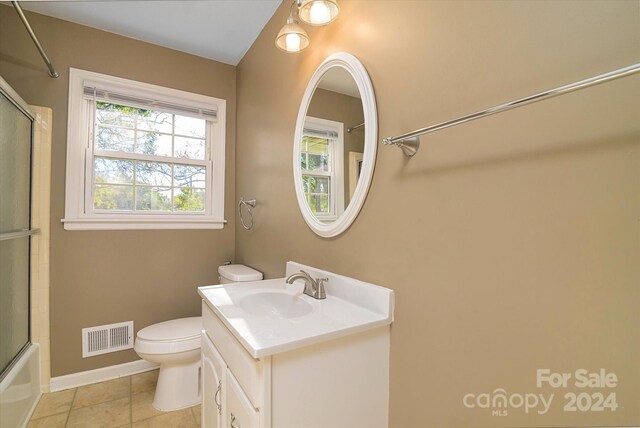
301,117,344,220
63,69,226,230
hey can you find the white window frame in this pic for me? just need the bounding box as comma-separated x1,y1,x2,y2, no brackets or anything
301,116,344,221
63,68,226,230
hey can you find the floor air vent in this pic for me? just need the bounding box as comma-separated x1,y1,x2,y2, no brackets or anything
82,321,134,358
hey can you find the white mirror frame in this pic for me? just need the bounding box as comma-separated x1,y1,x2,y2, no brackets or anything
293,52,377,238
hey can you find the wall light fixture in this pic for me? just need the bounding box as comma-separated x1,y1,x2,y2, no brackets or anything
275,0,340,53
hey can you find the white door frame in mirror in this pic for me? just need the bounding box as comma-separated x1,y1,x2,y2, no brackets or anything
293,52,377,237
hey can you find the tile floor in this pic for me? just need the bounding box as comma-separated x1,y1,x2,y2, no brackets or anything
27,370,201,428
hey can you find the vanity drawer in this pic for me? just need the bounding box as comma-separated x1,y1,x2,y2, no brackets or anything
202,301,265,409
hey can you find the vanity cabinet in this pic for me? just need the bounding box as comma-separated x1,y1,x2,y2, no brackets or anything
201,300,391,428
202,333,261,428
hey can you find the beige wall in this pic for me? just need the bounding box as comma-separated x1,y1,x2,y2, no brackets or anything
236,1,639,427
0,6,236,376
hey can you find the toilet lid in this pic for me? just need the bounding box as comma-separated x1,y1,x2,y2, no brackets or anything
137,317,202,342
218,264,263,282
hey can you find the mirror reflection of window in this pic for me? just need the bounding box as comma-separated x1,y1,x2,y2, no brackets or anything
301,117,344,220
306,69,364,214
301,136,330,215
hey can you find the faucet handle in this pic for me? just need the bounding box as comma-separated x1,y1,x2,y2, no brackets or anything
315,277,328,299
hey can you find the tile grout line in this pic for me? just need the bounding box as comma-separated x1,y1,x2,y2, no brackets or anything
31,371,178,427
27,391,72,422
63,387,78,428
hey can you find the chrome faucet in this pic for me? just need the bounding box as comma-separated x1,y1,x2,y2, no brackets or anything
286,270,328,300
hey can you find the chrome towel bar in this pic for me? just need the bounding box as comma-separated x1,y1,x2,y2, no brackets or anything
383,63,640,157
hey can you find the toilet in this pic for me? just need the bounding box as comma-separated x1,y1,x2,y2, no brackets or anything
134,264,263,411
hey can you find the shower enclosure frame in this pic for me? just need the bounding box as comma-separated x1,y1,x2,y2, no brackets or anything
0,75,51,428
0,76,35,381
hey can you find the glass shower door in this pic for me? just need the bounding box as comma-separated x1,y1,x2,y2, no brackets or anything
0,88,33,380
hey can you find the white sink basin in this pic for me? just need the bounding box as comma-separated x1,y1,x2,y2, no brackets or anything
198,261,395,358
238,291,313,319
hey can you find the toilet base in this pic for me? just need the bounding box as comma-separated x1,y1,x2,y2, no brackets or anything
153,356,201,411
133,317,203,412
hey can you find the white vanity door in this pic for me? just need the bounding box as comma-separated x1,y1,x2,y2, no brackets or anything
226,368,260,428
202,334,226,428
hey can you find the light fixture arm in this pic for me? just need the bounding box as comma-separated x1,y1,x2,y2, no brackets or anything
290,0,301,18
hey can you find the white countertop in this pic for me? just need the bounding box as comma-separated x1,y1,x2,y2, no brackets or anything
198,262,394,358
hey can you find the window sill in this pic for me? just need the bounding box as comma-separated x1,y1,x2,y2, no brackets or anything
61,217,226,231
315,215,339,222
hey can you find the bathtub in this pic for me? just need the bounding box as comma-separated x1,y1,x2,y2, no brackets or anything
0,344,41,428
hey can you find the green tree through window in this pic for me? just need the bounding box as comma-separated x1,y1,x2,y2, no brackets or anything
93,101,206,212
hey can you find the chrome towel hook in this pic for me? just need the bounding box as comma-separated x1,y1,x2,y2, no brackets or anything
238,197,257,230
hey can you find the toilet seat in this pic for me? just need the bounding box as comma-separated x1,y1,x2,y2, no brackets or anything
135,316,202,355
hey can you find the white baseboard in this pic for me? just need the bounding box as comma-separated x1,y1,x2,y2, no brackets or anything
49,359,159,392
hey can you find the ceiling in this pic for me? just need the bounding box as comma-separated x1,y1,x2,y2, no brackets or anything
19,0,282,65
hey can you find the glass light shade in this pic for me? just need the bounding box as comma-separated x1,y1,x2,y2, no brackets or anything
298,0,339,26
276,17,310,53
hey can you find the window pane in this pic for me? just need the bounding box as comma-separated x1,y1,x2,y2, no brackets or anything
316,177,329,194
305,137,329,155
303,174,330,214
306,154,328,172
137,110,173,134
136,161,172,186
307,194,329,214
319,194,329,213
94,157,133,184
96,102,135,128
174,136,205,160
96,126,134,152
301,136,330,172
174,165,206,188
174,115,205,138
94,184,133,210
173,188,205,212
136,187,172,211
135,131,172,157
302,175,329,195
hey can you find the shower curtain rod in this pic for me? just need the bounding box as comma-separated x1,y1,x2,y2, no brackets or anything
347,122,364,133
12,1,59,78
382,62,640,157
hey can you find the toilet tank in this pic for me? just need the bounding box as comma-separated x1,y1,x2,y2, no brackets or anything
218,264,263,284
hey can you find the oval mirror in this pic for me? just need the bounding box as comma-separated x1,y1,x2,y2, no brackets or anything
293,53,377,237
